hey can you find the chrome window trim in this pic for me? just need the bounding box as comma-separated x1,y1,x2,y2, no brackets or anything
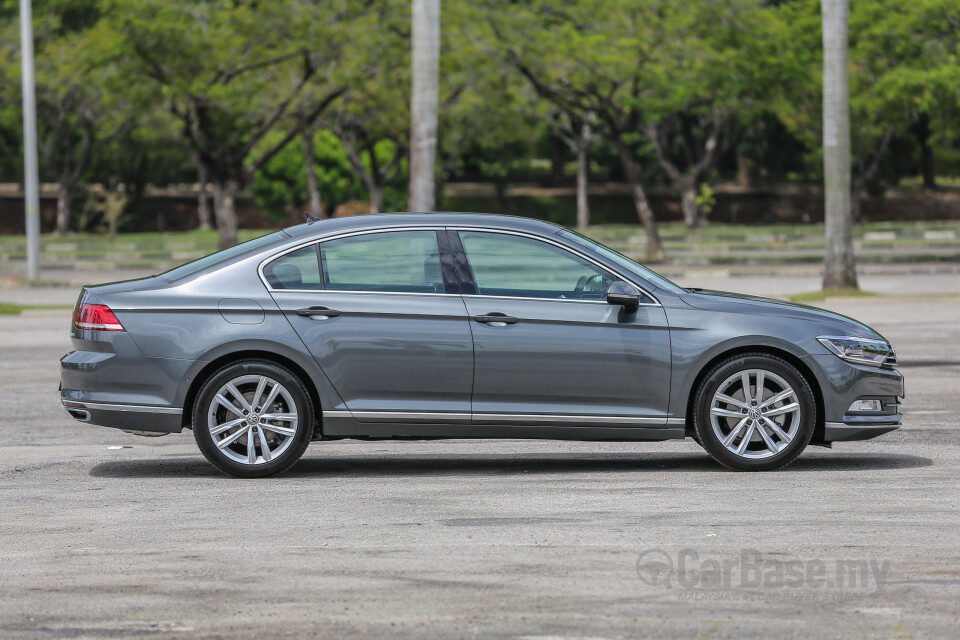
258,224,661,306
462,294,622,306
269,289,452,298
258,226,447,293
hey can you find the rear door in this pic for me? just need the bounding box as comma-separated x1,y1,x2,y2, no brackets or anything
265,228,473,422
450,229,672,425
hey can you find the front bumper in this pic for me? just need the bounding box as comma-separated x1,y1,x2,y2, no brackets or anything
807,354,903,442
824,419,900,442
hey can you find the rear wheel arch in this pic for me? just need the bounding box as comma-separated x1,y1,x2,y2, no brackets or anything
182,350,322,437
684,345,825,442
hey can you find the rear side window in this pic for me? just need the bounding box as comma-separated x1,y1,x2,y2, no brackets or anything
263,245,323,290
320,231,443,293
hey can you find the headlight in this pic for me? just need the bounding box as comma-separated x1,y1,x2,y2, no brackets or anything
817,336,895,367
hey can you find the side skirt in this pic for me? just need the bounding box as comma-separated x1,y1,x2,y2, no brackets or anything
321,412,686,442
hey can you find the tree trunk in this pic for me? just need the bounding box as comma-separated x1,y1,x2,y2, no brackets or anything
914,112,936,189
615,139,662,258
54,181,72,234
821,0,858,289
550,137,565,187
369,185,384,215
197,163,212,230
576,142,589,230
680,178,700,230
575,119,591,230
303,130,325,217
737,152,754,187
850,181,862,223
212,180,239,250
494,178,508,214
409,0,440,212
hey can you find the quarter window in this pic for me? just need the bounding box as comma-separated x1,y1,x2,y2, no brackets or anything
263,245,323,290
458,231,617,300
320,231,444,293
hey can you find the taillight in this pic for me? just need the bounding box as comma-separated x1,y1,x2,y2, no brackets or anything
73,303,125,331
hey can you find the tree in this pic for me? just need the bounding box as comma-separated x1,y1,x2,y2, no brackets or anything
104,0,351,247
301,128,324,218
778,0,958,225
485,0,670,257
251,129,363,222
0,1,131,233
545,109,594,229
409,0,440,212
821,0,857,289
324,0,410,214
640,0,789,230
854,0,960,192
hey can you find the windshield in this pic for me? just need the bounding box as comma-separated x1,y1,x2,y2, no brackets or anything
159,231,285,280
559,229,686,294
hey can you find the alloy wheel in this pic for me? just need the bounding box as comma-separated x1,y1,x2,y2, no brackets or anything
709,368,801,459
206,374,300,465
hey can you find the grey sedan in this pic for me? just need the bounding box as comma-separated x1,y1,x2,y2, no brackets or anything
61,213,903,476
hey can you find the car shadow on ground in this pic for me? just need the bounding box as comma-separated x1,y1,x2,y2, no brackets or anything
88,451,933,479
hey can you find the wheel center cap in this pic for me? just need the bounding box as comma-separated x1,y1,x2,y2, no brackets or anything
749,408,761,419
250,415,260,424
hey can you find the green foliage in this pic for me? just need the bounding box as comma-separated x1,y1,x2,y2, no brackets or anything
251,130,361,221
0,0,957,234
776,0,959,187
695,184,716,215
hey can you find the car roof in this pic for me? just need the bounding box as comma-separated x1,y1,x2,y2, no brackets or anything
282,212,565,239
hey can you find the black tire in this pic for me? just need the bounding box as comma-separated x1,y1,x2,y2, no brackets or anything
692,353,816,471
192,359,314,478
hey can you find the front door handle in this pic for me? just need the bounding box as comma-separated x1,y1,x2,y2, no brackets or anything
472,312,519,327
296,306,342,320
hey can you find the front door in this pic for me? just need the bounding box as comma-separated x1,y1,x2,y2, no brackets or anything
266,229,473,422
452,229,671,425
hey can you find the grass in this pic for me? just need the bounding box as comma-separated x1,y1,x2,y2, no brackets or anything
0,302,73,314
0,228,276,249
789,289,879,303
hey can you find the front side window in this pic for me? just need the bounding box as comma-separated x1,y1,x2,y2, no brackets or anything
321,231,444,293
458,231,616,300
263,245,323,290
559,229,684,295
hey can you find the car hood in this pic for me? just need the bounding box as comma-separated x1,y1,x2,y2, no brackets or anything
679,289,886,341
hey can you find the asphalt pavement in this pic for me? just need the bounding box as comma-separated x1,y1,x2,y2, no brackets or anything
1,280,958,639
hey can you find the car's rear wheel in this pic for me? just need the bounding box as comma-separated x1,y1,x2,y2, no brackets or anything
193,360,313,477
693,354,816,471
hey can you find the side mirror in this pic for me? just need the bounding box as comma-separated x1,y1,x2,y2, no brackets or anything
606,281,642,313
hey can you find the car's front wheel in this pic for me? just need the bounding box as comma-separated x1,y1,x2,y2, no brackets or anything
193,360,313,477
692,354,816,471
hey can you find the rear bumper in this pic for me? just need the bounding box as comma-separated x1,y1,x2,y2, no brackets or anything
61,399,183,433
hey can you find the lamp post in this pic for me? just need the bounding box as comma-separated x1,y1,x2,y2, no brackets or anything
20,0,41,280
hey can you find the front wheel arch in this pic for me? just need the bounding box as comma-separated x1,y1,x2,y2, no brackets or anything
684,345,825,444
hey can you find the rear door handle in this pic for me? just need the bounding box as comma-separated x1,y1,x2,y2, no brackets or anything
472,312,519,327
296,306,342,319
